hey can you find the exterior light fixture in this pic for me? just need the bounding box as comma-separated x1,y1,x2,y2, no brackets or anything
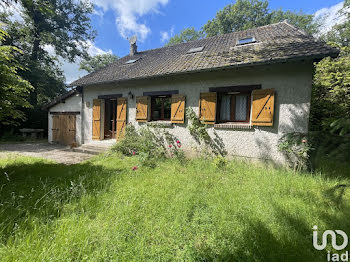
128,91,134,100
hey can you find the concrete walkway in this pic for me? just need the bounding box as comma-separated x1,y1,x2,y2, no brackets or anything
0,142,94,164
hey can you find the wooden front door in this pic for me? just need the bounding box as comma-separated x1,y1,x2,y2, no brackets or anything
116,97,127,140
52,114,76,145
92,99,101,140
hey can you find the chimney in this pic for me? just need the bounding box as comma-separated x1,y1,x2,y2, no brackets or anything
130,43,137,56
129,35,138,56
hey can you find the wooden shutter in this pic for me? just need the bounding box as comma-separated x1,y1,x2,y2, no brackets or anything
136,96,149,122
251,89,275,126
92,99,101,140
199,92,217,124
116,97,127,140
171,94,186,124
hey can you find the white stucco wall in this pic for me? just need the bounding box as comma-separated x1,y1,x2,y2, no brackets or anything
48,93,82,145
81,61,313,163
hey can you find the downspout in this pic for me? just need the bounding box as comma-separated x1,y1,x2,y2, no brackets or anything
78,86,85,145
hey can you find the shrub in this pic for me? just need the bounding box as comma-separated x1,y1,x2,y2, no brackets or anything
113,124,186,167
278,133,313,172
113,125,165,158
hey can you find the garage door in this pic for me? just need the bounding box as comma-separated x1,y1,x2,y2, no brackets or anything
52,115,76,145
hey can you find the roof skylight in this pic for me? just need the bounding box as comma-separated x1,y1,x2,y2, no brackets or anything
125,58,140,64
187,46,204,54
237,37,256,45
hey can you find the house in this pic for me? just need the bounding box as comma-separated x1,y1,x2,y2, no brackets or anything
45,21,339,163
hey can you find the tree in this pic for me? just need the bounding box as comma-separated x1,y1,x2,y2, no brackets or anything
19,0,96,62
311,46,350,131
311,1,350,134
0,0,96,128
270,10,319,35
0,27,33,126
203,0,271,37
165,27,204,46
202,0,319,37
310,1,350,160
322,0,350,46
80,54,119,73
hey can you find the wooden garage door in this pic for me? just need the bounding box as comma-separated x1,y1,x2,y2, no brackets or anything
52,115,76,145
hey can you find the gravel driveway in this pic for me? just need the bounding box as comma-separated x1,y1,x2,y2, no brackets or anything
0,142,94,164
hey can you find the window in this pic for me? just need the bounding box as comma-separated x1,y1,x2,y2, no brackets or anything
187,46,204,54
125,58,140,64
151,96,171,121
237,37,256,45
217,92,251,123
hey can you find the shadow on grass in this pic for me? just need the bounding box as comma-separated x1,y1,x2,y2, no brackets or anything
0,158,123,244
194,194,350,262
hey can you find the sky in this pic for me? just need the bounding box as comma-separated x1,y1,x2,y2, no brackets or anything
1,0,347,83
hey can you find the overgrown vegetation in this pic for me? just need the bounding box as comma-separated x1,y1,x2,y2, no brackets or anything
0,154,349,261
186,108,227,157
278,133,312,172
112,124,185,167
310,0,350,164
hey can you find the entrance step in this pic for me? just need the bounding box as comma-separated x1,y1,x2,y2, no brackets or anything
72,142,115,155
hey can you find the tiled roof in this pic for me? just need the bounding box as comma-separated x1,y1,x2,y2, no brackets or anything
70,21,339,87
43,89,78,110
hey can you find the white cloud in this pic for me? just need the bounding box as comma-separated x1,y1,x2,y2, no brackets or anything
44,41,111,84
314,1,347,35
91,0,169,41
160,26,174,43
160,31,169,43
54,41,112,84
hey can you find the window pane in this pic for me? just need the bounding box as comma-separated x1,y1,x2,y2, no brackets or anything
163,97,171,120
235,95,248,121
153,98,162,120
220,95,231,121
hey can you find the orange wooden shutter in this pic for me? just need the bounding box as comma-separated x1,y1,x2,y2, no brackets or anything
171,94,186,124
136,96,149,122
92,99,101,140
199,92,217,124
116,97,127,140
251,89,275,126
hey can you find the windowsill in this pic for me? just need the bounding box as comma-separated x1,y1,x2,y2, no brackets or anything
146,121,173,127
214,122,252,129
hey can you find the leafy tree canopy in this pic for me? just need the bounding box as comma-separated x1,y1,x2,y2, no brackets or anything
0,0,96,128
0,27,33,126
311,1,350,137
80,54,119,73
165,27,204,46
166,0,319,46
203,0,319,37
321,0,350,46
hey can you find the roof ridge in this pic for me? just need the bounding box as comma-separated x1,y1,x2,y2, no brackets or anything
281,19,310,37
69,21,339,87
138,21,286,52
91,22,287,65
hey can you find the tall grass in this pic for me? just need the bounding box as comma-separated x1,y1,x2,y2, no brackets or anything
0,153,349,261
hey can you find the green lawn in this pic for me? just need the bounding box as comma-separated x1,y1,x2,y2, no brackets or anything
0,153,349,261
